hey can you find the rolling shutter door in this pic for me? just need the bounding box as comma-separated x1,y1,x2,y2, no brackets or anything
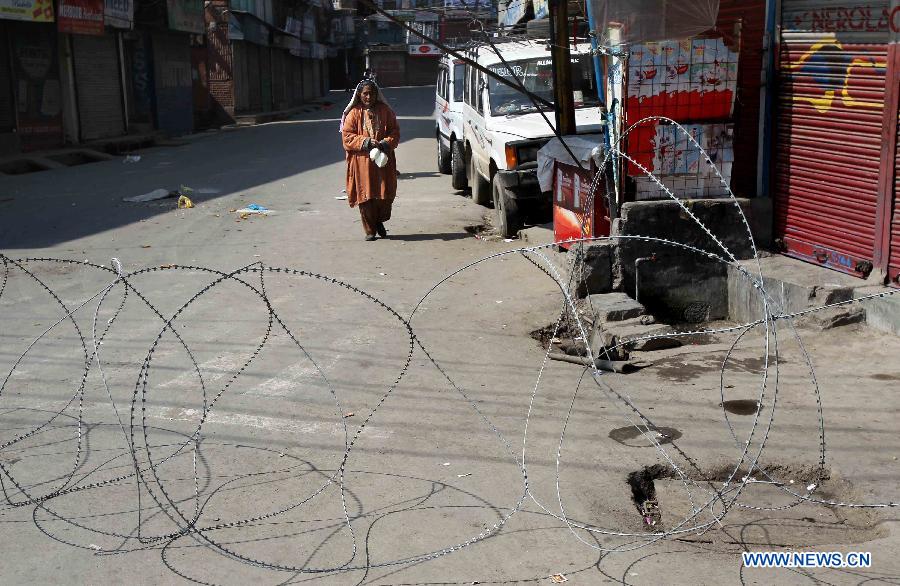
302,59,314,100
248,43,261,111
0,25,14,132
774,0,888,278
72,34,125,141
260,47,272,111
891,111,900,285
272,49,286,110
291,56,303,106
152,32,193,136
233,42,249,113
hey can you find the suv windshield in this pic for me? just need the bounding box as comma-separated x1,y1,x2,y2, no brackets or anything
487,54,601,116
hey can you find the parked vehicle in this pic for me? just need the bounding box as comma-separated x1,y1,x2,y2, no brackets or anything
459,39,604,237
434,54,468,190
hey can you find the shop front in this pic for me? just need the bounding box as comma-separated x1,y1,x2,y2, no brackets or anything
0,0,62,152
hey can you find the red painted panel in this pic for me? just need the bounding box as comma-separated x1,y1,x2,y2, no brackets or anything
774,20,887,277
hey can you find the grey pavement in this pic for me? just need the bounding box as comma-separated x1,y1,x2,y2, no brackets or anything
1,87,900,585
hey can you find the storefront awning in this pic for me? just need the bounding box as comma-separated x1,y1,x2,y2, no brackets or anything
230,10,272,45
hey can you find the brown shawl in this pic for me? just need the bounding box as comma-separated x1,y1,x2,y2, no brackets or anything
341,102,400,208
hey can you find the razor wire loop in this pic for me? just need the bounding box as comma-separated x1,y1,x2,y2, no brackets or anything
3,123,900,581
1,239,899,578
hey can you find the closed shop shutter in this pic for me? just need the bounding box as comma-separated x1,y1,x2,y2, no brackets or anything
0,25,14,132
311,59,321,98
774,0,889,278
405,55,439,86
260,47,272,111
302,60,314,101
152,32,193,135
72,34,125,141
248,43,261,111
233,42,250,113
370,52,405,88
272,50,286,110
891,113,900,285
291,57,303,105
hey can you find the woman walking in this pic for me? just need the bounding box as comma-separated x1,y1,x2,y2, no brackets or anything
340,80,400,241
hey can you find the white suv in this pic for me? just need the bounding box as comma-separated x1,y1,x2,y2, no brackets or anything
460,39,605,237
434,55,468,190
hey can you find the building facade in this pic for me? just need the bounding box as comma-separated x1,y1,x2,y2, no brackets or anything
0,0,340,154
359,0,494,87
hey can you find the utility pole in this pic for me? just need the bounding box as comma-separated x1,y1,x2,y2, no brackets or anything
548,0,576,135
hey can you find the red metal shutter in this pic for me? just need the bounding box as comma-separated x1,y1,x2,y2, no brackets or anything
891,109,900,285
774,0,889,278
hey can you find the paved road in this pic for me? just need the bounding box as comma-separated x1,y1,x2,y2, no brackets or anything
1,87,900,585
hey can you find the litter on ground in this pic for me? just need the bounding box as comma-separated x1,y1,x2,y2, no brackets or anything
123,188,171,202
123,155,141,163
234,203,274,217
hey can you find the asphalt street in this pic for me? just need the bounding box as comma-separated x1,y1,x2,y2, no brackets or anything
1,87,900,585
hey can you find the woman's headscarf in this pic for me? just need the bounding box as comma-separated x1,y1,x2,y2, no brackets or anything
339,79,394,132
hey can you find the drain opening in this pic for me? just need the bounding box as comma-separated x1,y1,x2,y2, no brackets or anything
627,464,672,529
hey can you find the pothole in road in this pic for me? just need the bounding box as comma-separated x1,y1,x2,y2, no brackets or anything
464,218,504,242
720,399,760,415
608,425,683,447
622,463,887,547
463,223,487,236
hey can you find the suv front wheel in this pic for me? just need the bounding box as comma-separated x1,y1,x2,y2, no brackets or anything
468,156,492,207
492,175,522,238
450,140,467,191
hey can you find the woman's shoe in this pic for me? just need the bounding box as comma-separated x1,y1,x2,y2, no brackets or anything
376,223,387,238
365,234,377,241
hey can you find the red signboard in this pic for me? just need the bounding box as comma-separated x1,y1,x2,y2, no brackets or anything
58,0,104,35
408,44,441,57
553,162,610,249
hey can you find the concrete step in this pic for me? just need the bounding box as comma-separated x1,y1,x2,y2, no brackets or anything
854,285,900,336
586,292,646,323
594,317,683,355
728,255,900,336
517,222,554,247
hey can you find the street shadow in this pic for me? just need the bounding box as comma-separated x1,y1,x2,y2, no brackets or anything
386,232,471,242
399,171,442,180
0,86,437,251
